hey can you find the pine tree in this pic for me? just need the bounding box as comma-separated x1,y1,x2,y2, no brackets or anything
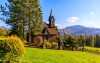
85,35,90,46
0,0,26,39
72,36,78,51
20,0,43,43
66,36,78,51
79,35,85,51
89,35,95,47
0,0,43,42
95,34,100,47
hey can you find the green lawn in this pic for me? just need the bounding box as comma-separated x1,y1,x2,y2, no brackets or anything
0,36,100,63
22,47,100,63
85,46,100,52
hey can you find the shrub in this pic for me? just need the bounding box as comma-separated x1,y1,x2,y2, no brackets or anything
43,41,51,49
51,42,58,48
0,28,7,36
0,35,25,63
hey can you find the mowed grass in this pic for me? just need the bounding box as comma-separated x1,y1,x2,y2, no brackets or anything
0,36,100,63
85,46,100,52
23,47,100,63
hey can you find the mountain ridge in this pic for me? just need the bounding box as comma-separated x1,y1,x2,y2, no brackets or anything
59,25,100,36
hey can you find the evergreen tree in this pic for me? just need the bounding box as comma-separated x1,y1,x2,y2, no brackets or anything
79,35,85,50
19,0,43,43
85,35,90,46
89,35,95,47
95,34,100,47
0,0,26,39
66,36,78,51
71,36,78,51
0,0,43,42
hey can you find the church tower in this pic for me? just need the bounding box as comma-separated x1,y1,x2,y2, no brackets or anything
48,10,55,28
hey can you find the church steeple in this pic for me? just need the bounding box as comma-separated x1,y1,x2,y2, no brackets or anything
50,9,53,16
48,9,55,28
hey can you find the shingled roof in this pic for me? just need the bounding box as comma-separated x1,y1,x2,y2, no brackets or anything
33,10,60,36
33,22,60,36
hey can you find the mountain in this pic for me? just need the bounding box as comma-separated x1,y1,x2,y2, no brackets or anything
59,25,100,36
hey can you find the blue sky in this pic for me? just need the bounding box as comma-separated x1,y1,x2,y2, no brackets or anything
1,0,100,28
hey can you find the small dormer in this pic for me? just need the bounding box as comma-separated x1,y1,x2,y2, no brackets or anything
48,10,55,28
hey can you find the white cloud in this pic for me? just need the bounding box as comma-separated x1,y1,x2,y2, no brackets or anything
82,20,94,24
82,21,88,23
55,24,62,29
90,12,94,15
55,24,61,26
45,21,63,29
89,21,94,24
68,17,79,23
46,21,49,24
82,20,95,27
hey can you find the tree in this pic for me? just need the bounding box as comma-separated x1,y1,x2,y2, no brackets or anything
57,37,63,50
66,36,78,51
89,35,95,47
84,35,95,47
79,35,85,51
71,36,78,51
85,35,90,46
95,34,100,47
0,0,43,42
22,0,42,43
0,0,26,39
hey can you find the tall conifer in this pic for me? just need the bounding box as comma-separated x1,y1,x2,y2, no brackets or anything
0,0,43,42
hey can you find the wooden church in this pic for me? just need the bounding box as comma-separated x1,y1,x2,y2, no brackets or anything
31,10,60,45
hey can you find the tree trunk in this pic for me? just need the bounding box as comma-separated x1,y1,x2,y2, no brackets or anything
72,46,75,51
60,45,62,50
29,20,31,43
82,46,85,51
82,41,85,51
22,22,25,41
28,8,31,43
43,44,46,49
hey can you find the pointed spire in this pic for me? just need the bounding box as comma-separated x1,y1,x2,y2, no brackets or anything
50,9,53,16
48,9,55,28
